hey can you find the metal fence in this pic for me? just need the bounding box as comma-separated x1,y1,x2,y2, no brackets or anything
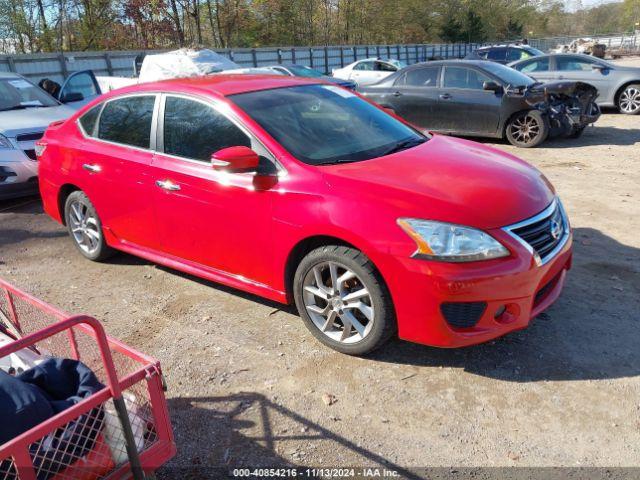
0,43,485,84
1,32,638,85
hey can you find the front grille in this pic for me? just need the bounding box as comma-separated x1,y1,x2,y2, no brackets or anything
507,200,567,264
23,149,37,161
16,131,44,142
441,302,487,329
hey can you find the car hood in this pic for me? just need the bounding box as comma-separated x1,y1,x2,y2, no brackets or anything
0,104,75,138
321,135,555,230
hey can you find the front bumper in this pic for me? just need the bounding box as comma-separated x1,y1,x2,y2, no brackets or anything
0,149,39,200
381,225,573,348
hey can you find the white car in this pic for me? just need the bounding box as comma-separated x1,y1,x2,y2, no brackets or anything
332,58,406,86
0,72,96,200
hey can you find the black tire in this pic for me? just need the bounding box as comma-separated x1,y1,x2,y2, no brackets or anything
64,191,113,261
617,84,640,115
505,110,549,148
567,126,585,139
293,245,396,355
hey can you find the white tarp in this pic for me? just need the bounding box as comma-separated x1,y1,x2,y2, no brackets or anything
138,48,241,83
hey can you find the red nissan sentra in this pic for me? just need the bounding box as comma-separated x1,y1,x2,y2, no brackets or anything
37,75,572,355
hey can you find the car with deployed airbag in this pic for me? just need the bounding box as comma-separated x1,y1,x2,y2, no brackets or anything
37,75,572,355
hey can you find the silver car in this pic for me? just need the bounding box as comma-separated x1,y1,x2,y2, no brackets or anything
509,53,640,115
0,71,100,200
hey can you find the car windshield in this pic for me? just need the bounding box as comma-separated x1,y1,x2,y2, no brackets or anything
388,59,407,69
230,84,426,165
287,65,325,78
480,62,537,88
0,77,58,111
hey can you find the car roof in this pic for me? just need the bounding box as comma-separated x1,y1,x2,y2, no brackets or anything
406,59,494,68
509,52,602,64
103,74,325,99
477,44,530,50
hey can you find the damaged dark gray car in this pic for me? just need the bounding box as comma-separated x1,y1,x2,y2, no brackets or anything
358,60,601,147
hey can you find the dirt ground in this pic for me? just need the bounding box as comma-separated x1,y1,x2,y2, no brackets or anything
1,59,639,479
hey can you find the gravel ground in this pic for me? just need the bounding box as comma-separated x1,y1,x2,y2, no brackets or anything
1,59,639,479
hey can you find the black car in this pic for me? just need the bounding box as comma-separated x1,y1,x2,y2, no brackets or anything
466,45,544,65
358,60,601,147
265,64,357,90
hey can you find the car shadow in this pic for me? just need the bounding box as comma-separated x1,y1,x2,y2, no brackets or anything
466,125,640,148
159,393,423,479
368,227,640,383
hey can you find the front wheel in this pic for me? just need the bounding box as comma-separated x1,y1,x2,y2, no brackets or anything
64,191,113,261
617,84,640,115
505,110,549,148
293,246,396,355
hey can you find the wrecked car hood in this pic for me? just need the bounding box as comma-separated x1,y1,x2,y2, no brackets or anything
524,81,599,102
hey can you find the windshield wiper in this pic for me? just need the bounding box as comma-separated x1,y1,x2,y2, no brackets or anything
0,105,44,112
381,137,426,156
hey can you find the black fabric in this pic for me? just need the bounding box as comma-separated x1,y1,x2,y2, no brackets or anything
0,371,54,444
0,358,105,480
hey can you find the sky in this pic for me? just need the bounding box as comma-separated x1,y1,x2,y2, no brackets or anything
567,0,620,10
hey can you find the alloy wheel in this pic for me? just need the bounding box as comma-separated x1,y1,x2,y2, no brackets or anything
619,86,640,114
302,261,375,344
509,114,541,145
68,200,101,255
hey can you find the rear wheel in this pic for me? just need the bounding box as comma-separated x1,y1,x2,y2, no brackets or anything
293,246,396,355
64,191,113,261
505,110,549,148
617,84,640,115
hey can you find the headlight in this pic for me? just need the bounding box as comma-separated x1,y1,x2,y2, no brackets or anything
0,134,13,150
397,218,509,262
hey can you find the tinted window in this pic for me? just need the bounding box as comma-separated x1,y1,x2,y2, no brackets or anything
230,85,425,166
400,67,439,87
98,96,155,149
79,104,102,136
556,56,597,71
163,96,250,162
476,50,489,59
354,61,374,71
480,62,536,87
375,62,397,72
487,48,507,61
518,58,550,73
443,67,491,89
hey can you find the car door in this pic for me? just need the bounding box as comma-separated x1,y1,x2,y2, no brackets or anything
553,55,612,98
512,57,554,82
384,65,442,130
57,70,102,109
75,94,159,249
436,65,502,135
149,94,278,286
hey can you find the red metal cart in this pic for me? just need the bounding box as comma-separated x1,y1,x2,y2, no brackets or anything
0,278,176,480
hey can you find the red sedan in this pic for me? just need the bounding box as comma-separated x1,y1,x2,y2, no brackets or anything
37,75,572,355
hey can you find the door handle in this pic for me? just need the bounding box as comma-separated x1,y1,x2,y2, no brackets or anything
82,163,101,173
558,75,565,80
156,179,181,191
393,91,403,97
439,93,452,100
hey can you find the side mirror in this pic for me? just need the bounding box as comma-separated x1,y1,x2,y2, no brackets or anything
592,64,608,73
59,91,84,103
483,81,503,92
211,146,260,172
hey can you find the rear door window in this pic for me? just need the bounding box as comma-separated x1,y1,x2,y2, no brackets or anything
354,61,374,71
507,48,533,62
398,66,440,87
98,95,156,149
517,58,550,72
162,96,251,162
